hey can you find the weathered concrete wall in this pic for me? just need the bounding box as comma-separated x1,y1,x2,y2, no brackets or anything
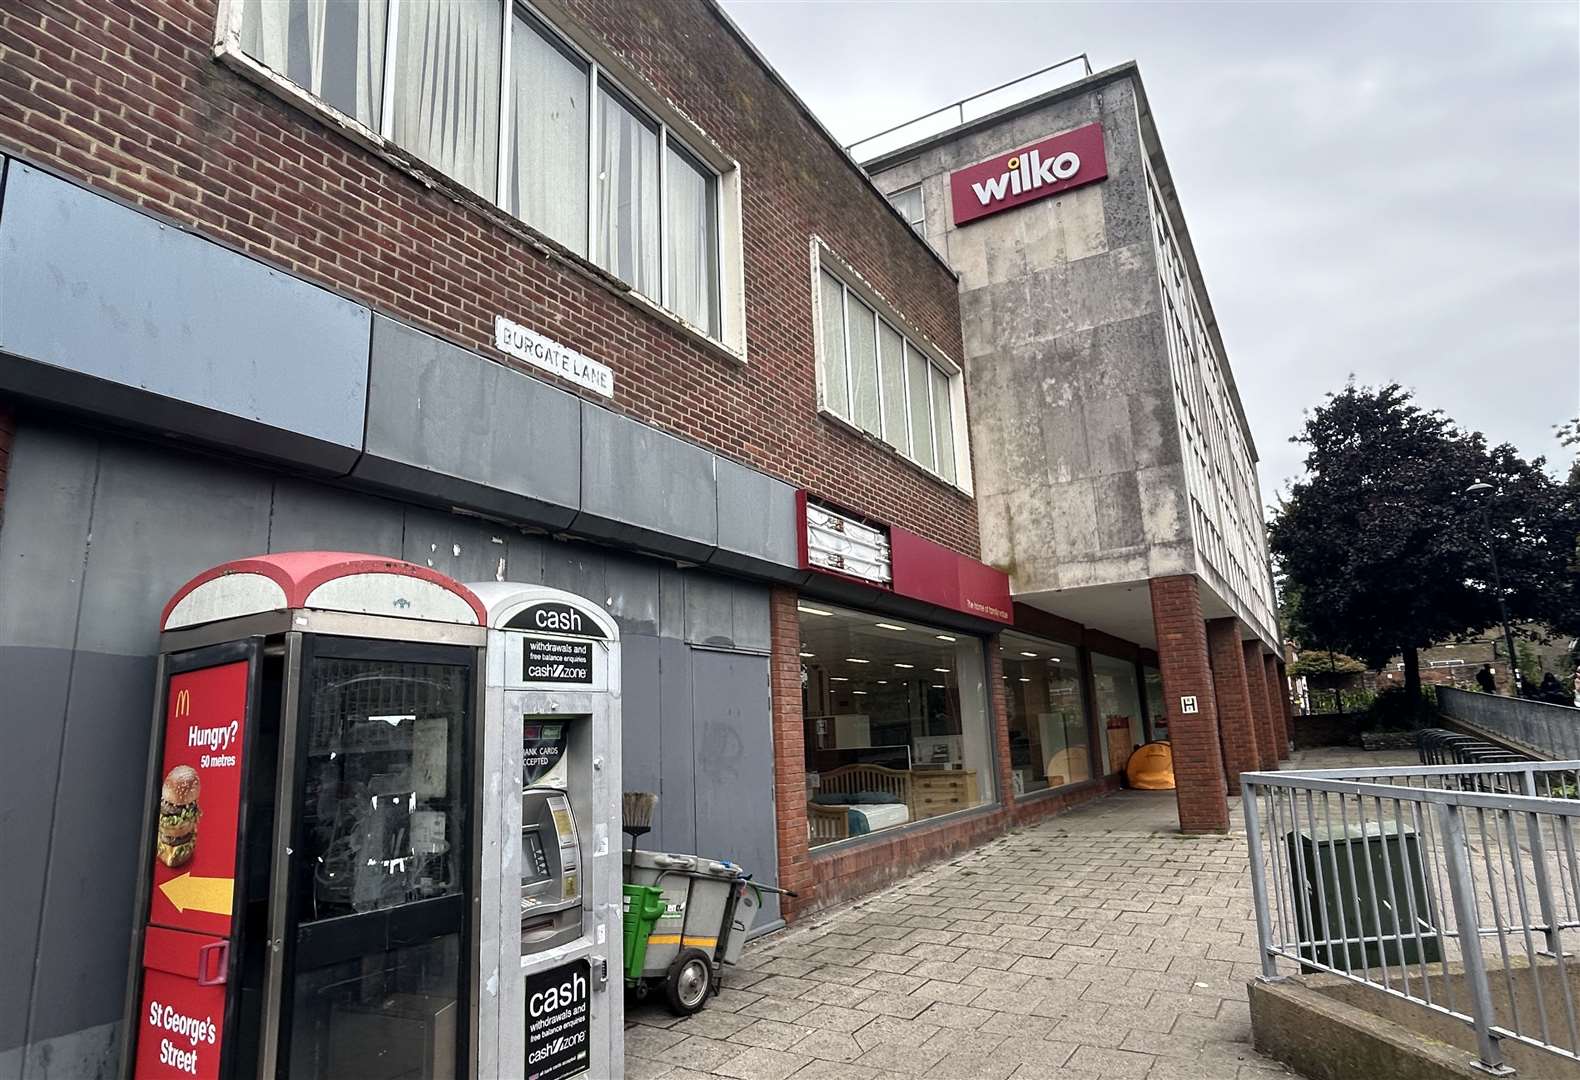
869,77,1194,597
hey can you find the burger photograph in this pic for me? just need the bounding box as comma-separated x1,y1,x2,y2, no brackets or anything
157,764,201,868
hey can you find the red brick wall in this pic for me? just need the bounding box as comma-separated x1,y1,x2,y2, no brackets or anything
987,638,1015,811
0,0,977,555
768,586,815,918
1149,575,1229,833
1206,617,1259,787
1244,641,1279,770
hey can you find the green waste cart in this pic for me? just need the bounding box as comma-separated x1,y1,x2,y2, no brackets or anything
1285,819,1442,973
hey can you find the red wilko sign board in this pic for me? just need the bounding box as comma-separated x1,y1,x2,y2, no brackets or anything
950,122,1108,226
134,658,251,1079
890,527,1013,625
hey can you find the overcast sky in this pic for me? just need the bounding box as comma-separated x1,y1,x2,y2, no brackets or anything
724,0,1580,495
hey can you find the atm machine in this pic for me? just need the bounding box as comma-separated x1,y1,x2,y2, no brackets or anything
120,552,489,1080
468,584,623,1080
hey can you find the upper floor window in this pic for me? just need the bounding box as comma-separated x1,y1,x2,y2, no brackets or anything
226,0,733,348
814,248,966,490
887,185,925,234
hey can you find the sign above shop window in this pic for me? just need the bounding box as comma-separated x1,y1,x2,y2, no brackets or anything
804,501,893,585
495,315,614,399
949,122,1108,226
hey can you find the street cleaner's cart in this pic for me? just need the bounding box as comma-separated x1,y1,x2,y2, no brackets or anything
622,852,794,1015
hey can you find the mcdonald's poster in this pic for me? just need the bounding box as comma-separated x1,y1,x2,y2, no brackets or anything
148,661,250,937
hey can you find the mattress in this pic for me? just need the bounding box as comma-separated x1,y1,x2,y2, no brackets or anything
848,802,910,836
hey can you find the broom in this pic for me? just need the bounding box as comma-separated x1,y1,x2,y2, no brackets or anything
622,791,658,881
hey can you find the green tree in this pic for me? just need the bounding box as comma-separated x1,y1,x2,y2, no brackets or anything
1269,384,1577,709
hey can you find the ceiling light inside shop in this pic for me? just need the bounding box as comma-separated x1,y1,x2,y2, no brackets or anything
829,676,849,682
1020,651,1038,658
931,683,945,688
877,680,888,685
936,634,956,642
798,604,834,616
933,667,950,673
852,690,868,695
799,651,815,658
845,657,870,664
875,622,908,632
894,663,915,669
1019,677,1031,683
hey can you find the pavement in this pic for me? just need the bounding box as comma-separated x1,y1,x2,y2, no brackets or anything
624,748,1417,1080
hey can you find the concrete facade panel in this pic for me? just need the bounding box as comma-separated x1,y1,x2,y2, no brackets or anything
0,163,368,453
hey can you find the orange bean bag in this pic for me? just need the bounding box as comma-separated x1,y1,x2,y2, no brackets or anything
1125,740,1175,790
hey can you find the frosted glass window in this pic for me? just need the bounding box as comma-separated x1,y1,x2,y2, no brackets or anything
666,142,719,335
906,345,934,472
847,296,880,436
819,271,849,417
505,12,588,255
931,365,956,483
888,184,923,231
392,0,502,199
595,85,660,296
878,321,908,453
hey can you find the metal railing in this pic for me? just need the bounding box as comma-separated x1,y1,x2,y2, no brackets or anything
846,54,1093,163
1244,761,1580,1073
1441,685,1580,761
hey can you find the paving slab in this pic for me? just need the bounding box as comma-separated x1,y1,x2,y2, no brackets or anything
623,748,1408,1077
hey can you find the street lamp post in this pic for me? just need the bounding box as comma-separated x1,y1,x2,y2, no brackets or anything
1465,480,1522,696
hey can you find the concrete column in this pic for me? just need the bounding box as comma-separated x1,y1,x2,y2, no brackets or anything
1243,642,1279,770
1206,618,1260,787
1264,653,1290,761
769,586,814,919
1149,575,1229,833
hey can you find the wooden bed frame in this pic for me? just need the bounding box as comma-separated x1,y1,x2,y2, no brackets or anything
807,764,915,843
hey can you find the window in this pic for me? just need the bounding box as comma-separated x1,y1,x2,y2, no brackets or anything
1001,634,1089,796
227,0,733,347
799,603,994,848
1092,653,1145,775
595,84,659,297
240,0,388,130
505,10,588,254
887,184,924,233
815,250,966,488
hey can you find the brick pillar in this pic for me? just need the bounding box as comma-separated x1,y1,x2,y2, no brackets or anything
769,586,814,919
987,636,1015,812
1278,660,1296,754
1206,618,1259,787
1149,575,1229,833
1243,642,1278,769
1264,653,1289,761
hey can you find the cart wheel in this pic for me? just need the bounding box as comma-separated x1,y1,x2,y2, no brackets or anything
664,948,713,1015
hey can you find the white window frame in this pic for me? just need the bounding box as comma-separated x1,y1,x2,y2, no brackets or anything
887,183,925,232
810,238,972,495
211,0,747,360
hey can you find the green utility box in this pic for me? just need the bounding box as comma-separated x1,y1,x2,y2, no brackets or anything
1284,819,1442,972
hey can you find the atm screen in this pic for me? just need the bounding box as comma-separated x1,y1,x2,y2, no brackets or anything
521,830,550,887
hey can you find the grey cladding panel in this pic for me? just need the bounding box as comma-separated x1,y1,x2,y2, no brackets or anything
684,574,736,648
0,426,97,650
577,403,716,561
357,317,580,528
0,164,368,451
710,458,799,579
267,479,405,557
401,507,514,583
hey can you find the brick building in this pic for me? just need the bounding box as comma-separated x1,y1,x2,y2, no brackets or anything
0,5,1287,1075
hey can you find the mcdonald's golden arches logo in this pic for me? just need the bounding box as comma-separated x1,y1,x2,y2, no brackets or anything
174,688,192,719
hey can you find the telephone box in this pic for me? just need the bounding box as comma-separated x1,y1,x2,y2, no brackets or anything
121,553,488,1080
468,584,623,1080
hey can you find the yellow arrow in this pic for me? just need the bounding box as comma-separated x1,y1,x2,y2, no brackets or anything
159,873,234,916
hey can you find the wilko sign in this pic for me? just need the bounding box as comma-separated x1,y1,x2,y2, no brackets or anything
950,122,1108,226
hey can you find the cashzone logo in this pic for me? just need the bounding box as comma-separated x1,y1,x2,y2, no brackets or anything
949,122,1108,226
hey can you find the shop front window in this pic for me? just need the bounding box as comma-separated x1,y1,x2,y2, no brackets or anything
1092,653,1144,775
1000,634,1089,796
1144,665,1166,740
799,603,993,848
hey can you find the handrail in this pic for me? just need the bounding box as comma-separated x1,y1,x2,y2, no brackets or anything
1245,759,1580,1073
846,54,1093,163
